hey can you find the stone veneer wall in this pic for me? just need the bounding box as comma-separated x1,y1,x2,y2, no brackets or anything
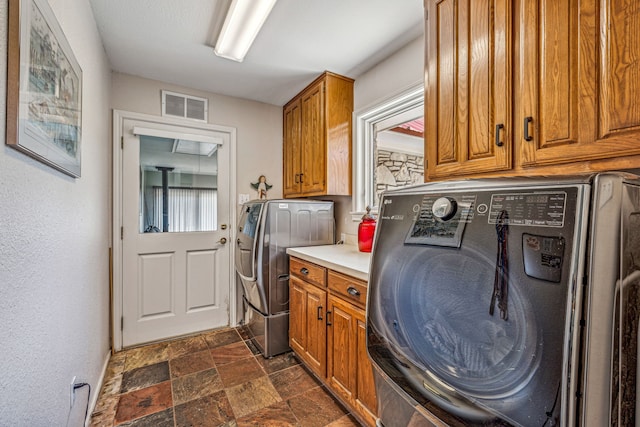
375,149,424,205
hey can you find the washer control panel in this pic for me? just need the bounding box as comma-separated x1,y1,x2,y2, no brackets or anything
405,194,475,247
488,192,567,227
402,190,570,247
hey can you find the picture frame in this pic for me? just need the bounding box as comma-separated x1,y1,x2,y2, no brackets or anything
6,0,83,177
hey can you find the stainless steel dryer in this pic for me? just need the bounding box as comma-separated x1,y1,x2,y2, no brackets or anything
235,199,334,357
367,173,640,426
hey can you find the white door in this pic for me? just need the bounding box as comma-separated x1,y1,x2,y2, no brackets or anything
121,118,231,347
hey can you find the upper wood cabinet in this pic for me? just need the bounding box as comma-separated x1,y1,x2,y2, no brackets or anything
283,72,354,198
425,0,640,179
426,0,512,179
515,0,640,167
283,98,302,196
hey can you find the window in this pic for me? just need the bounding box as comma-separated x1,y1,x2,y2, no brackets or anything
352,84,424,217
138,135,219,233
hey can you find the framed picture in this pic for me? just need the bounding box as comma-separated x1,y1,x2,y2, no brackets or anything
6,0,82,177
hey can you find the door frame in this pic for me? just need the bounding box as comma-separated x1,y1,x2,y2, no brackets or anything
112,109,237,351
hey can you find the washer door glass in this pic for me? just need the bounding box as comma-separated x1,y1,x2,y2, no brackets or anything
394,248,539,399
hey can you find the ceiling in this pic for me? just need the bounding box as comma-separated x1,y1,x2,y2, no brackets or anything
88,0,424,106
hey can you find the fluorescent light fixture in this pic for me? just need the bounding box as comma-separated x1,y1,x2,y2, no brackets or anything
214,0,277,62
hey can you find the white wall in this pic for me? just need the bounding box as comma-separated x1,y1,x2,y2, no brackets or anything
354,36,424,112
0,0,112,425
111,73,282,325
333,35,424,238
111,72,283,200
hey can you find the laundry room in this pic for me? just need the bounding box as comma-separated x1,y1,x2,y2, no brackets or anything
2,1,640,426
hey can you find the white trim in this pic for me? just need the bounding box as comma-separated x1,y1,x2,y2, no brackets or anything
84,349,111,426
376,129,423,155
132,126,224,145
112,109,237,351
352,83,424,220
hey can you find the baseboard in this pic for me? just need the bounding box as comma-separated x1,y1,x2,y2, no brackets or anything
84,349,111,427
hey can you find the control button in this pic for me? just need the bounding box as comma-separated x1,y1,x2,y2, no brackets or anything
432,197,457,221
477,203,488,214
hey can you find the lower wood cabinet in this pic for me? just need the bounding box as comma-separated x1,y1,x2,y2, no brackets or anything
289,257,377,426
289,275,327,378
327,294,377,426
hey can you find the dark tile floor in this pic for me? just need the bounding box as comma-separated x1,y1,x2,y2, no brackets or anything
89,326,361,427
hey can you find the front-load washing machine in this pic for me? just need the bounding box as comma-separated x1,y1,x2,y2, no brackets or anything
367,173,640,426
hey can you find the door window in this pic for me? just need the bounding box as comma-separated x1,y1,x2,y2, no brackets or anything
138,135,219,233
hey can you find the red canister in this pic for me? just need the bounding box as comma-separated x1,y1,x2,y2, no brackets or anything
358,206,376,252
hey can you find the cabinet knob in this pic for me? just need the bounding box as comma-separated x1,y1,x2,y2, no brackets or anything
524,116,534,142
495,123,505,147
300,267,309,275
347,286,361,297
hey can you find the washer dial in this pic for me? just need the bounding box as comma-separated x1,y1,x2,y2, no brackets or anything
432,197,457,221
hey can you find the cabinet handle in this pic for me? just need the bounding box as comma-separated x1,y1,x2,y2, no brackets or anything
495,124,504,147
524,116,534,142
317,306,323,320
294,174,300,183
347,286,361,297
300,267,309,275
326,310,332,326
299,173,304,183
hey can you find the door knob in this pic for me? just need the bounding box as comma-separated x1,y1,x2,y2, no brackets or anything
220,224,227,230
219,237,227,244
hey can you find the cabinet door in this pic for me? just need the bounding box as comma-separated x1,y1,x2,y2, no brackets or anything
300,80,327,194
289,276,327,377
283,98,302,196
355,314,377,421
304,280,327,377
516,0,640,166
289,276,306,355
426,0,511,179
327,295,357,402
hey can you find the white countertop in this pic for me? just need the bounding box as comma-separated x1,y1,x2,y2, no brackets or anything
286,244,371,281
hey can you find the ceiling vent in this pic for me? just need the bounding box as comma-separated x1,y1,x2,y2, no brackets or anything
162,90,208,122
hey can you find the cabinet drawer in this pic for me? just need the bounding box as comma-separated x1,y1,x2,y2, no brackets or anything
328,271,367,308
290,257,326,288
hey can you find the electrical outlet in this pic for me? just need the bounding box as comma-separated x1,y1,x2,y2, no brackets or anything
70,376,76,408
